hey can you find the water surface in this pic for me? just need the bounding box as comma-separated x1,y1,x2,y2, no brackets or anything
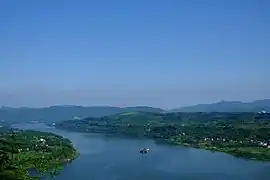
13,123,270,180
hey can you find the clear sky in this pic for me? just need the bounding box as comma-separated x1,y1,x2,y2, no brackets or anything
0,0,269,108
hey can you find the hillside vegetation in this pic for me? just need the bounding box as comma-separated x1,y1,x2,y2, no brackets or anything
0,129,78,180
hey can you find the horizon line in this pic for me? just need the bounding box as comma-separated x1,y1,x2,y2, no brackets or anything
1,98,269,110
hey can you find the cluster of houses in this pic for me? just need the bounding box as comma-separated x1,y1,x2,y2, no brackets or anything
17,136,50,153
257,110,269,114
201,136,270,148
176,131,270,149
255,110,270,120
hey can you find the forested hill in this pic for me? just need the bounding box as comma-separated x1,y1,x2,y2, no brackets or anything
57,111,270,131
0,106,164,124
171,99,270,112
0,129,78,179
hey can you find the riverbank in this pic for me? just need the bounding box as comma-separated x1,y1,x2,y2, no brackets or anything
0,130,79,179
168,137,270,161
55,111,270,162
56,123,270,162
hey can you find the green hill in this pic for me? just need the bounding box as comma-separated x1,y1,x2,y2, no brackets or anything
0,130,78,179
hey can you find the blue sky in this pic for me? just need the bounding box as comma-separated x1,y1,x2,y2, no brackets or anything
0,0,269,108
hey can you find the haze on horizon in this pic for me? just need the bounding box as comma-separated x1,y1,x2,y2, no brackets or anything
1,0,269,109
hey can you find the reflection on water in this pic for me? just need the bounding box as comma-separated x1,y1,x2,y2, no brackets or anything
12,123,270,180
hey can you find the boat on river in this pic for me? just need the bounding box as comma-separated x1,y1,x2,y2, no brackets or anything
139,148,150,155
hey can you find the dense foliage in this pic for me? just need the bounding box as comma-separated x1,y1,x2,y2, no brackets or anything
0,130,78,180
56,111,270,161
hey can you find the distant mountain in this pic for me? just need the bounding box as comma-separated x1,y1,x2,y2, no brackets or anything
2,99,270,123
0,106,164,124
171,99,270,112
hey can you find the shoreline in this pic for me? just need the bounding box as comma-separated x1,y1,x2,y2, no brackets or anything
55,126,270,162
167,138,270,162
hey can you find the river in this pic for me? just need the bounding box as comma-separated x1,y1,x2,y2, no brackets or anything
12,123,270,180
